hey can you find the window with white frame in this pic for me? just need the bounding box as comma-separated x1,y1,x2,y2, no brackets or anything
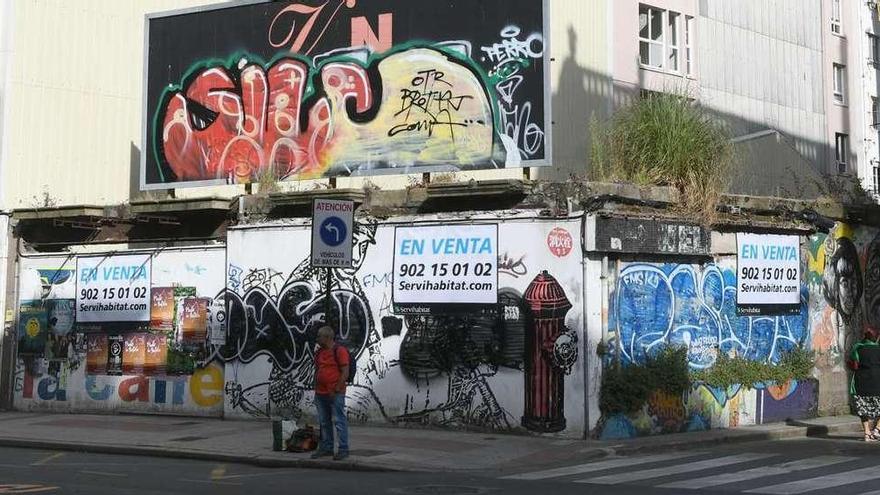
831,0,842,35
874,163,880,194
870,33,880,64
836,133,849,173
833,63,846,103
685,16,694,75
639,4,687,73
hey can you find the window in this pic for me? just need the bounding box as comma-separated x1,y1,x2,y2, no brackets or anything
831,0,842,35
874,163,880,194
873,97,878,126
833,63,846,103
639,4,686,73
871,33,880,65
836,133,849,173
685,16,694,75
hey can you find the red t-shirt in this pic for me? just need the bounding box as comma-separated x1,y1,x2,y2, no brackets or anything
315,345,350,396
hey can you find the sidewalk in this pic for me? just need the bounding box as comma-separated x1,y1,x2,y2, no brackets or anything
0,412,862,474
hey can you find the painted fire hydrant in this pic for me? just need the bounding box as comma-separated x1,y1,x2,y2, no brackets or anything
522,270,573,433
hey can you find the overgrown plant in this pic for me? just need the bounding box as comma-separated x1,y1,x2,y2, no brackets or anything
692,348,815,389
599,346,690,415
590,90,734,224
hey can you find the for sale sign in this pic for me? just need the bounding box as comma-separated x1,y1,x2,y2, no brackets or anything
393,224,498,314
736,233,801,315
76,254,152,323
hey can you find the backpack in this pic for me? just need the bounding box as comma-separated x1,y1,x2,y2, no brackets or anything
333,344,356,384
286,426,318,452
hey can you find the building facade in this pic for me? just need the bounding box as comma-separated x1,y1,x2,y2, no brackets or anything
0,1,872,437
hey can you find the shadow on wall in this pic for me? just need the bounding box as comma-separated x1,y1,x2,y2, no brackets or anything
535,24,832,200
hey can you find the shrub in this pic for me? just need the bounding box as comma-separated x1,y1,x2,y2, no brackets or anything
590,90,734,224
599,346,690,415
692,348,815,389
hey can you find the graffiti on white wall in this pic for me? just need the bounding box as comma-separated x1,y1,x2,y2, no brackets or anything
221,220,585,435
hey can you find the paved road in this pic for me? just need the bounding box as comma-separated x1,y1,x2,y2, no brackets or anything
2,434,880,494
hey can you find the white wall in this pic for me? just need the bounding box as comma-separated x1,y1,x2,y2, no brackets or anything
13,247,226,416
223,217,587,436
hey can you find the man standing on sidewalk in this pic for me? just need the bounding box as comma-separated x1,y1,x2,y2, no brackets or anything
311,326,350,460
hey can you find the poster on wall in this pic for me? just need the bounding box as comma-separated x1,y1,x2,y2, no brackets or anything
736,233,801,315
393,224,498,314
76,254,151,323
18,302,47,355
141,0,550,190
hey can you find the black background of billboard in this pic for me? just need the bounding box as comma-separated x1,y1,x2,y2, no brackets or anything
145,0,546,186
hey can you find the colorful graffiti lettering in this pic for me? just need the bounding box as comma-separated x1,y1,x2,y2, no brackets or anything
21,363,223,408
268,0,392,55
611,263,809,370
155,45,498,184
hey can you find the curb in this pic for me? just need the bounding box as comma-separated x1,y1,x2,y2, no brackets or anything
602,420,863,457
0,437,402,472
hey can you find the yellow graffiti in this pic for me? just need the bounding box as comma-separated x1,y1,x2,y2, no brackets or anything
807,242,825,280
189,362,223,407
323,48,494,170
833,222,855,240
25,318,40,338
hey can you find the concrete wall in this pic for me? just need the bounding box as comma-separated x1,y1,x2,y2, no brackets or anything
13,248,226,416
222,217,587,437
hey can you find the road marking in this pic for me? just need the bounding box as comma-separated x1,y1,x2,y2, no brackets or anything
746,466,880,494
215,471,297,480
0,485,59,493
210,464,226,480
659,456,854,490
178,478,242,486
30,453,63,466
576,453,777,485
500,451,703,480
79,470,127,478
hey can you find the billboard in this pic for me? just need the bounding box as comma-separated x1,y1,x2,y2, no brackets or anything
141,0,550,190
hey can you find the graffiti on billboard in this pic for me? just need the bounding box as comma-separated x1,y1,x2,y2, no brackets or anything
157,46,496,183
144,0,548,188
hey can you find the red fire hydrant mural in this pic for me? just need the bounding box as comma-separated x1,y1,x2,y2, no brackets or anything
522,271,577,433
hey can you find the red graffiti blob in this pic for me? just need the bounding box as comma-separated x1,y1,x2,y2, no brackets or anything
159,58,372,183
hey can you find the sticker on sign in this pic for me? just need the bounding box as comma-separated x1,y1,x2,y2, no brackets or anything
393,224,498,314
311,199,354,268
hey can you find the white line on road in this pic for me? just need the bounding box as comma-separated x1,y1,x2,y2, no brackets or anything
576,453,777,485
31,453,64,466
178,478,243,486
79,470,127,478
746,466,880,494
659,456,854,490
500,451,703,480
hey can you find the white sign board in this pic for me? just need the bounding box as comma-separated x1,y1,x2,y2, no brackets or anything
311,199,354,268
736,233,801,315
76,254,152,322
393,224,498,314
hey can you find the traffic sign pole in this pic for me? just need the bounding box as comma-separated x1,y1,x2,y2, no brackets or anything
311,198,355,333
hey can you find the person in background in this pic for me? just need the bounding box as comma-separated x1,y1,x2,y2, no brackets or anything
848,326,880,442
310,326,350,460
